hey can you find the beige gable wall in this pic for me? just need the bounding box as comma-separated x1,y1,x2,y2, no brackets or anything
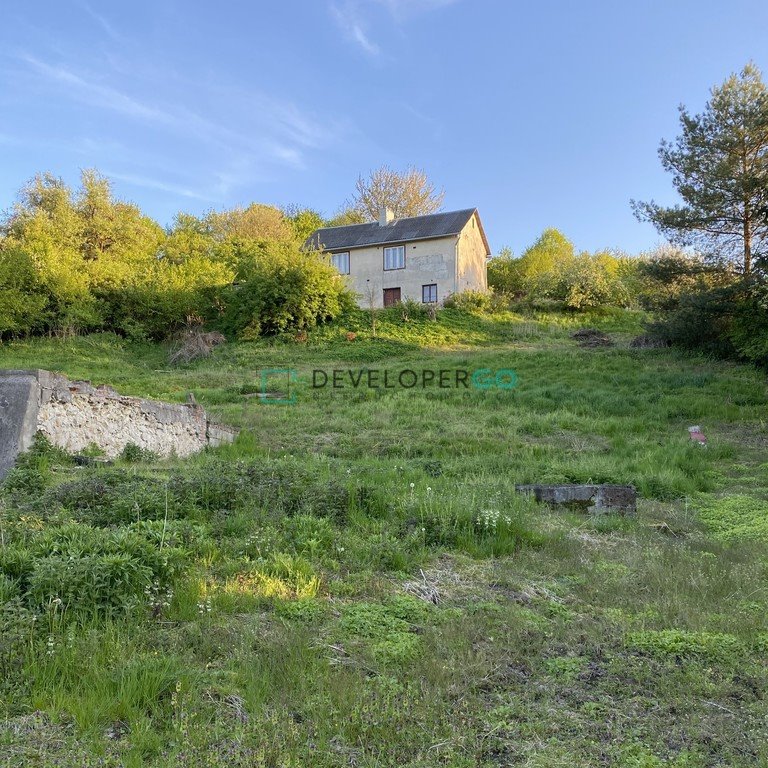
456,212,489,293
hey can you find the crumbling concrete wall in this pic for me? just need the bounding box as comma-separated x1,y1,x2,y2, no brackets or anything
515,483,637,515
0,370,237,478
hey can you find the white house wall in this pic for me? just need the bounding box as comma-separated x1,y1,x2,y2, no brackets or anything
341,235,460,309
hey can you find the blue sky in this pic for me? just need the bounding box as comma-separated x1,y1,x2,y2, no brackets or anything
1,1,767,256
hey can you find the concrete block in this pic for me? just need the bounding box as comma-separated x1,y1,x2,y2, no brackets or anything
515,483,636,515
0,370,42,479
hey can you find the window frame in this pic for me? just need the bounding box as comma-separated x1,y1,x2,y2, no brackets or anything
422,283,438,304
383,244,406,271
331,251,350,275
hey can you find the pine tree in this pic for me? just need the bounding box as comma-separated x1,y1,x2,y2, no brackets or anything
632,63,768,273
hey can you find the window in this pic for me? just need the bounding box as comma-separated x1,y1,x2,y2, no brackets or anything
331,252,350,274
383,244,405,270
422,284,438,303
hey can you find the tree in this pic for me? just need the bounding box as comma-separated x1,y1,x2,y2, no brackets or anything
282,205,324,242
0,247,50,336
517,228,575,297
632,63,768,274
326,208,367,227
205,203,292,243
347,166,444,221
487,247,523,294
4,172,97,331
556,252,631,310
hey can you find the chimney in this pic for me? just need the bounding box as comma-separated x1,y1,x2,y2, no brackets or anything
378,207,394,226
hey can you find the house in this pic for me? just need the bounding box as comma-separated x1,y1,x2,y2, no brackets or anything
306,208,490,308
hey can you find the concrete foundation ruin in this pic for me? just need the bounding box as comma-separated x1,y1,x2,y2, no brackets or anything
515,483,637,515
0,369,237,479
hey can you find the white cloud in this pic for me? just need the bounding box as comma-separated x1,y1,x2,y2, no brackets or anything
105,171,214,201
21,54,171,124
77,2,127,46
374,0,459,22
329,0,459,55
330,2,380,57
15,52,344,195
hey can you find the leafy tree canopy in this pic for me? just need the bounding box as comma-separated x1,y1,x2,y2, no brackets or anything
347,166,444,221
632,63,768,274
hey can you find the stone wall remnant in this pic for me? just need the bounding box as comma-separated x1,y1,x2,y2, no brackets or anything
0,369,237,478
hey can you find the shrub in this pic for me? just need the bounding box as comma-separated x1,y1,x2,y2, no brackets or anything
398,298,432,322
219,244,355,338
487,247,524,295
1,433,72,498
443,289,492,313
636,250,732,311
48,472,170,526
0,549,34,592
0,574,20,604
0,247,50,336
727,276,768,367
516,228,576,298
120,443,159,464
557,252,632,310
28,553,153,614
645,282,742,357
0,523,189,616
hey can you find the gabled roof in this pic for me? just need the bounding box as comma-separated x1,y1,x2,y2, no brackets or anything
305,208,490,255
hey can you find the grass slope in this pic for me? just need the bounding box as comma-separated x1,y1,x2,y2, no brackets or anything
1,308,767,767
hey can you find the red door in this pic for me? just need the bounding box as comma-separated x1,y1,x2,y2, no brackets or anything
383,288,401,307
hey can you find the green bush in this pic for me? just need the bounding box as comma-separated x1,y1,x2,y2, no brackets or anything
219,245,355,338
0,523,189,616
0,549,35,591
1,433,72,498
443,289,493,313
645,282,742,357
0,247,50,336
0,574,20,604
48,472,170,526
727,276,768,367
486,232,634,310
487,247,524,295
557,252,632,310
95,259,232,342
636,252,732,312
28,553,153,614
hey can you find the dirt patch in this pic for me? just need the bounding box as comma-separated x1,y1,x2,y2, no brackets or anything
630,334,670,349
571,328,614,348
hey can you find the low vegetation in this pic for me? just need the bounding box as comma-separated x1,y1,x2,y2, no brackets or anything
1,62,768,767
1,307,767,766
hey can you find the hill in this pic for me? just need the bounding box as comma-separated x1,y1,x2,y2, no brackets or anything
1,307,767,767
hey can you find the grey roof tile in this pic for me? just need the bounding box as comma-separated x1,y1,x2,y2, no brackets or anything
306,208,488,252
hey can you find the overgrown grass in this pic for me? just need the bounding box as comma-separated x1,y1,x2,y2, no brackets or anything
1,307,767,766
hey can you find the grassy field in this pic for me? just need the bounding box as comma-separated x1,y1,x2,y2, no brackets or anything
1,307,768,767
